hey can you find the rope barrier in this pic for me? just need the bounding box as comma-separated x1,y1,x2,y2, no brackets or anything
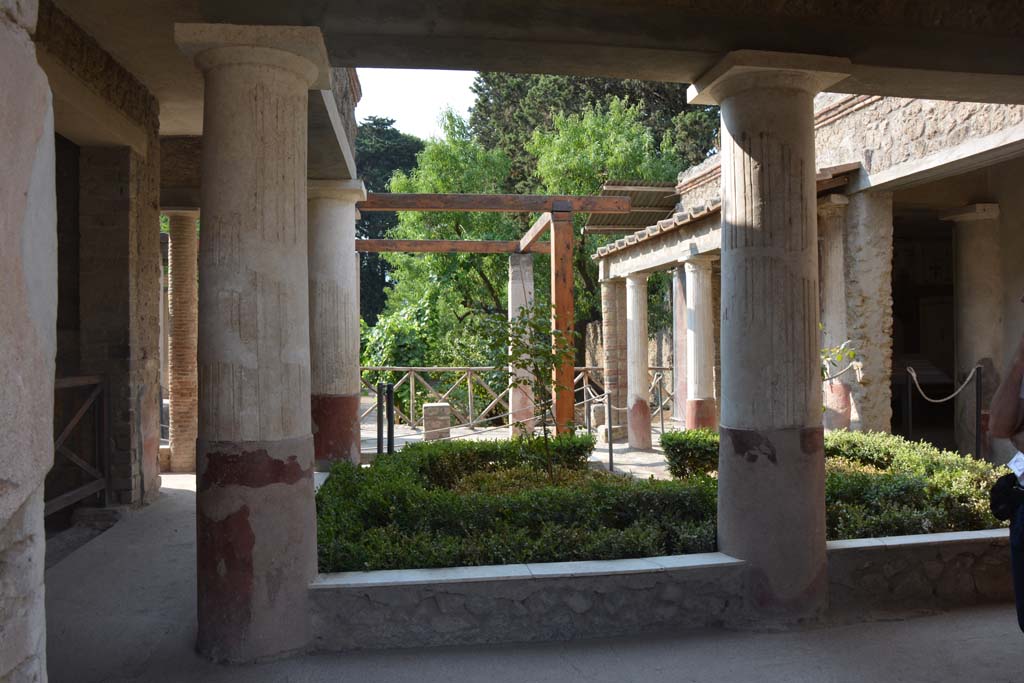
906,365,979,404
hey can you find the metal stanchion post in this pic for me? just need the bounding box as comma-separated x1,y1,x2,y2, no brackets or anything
376,382,384,455
658,374,665,435
975,365,983,459
386,383,395,454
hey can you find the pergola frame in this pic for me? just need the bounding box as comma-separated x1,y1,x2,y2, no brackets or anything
356,192,631,432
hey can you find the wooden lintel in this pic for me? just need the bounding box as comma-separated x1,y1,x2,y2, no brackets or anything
358,193,630,214
815,175,849,193
356,239,549,254
518,212,552,253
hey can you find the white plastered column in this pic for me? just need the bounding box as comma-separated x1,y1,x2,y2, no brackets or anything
308,179,366,463
625,273,652,449
689,51,850,622
508,252,536,436
684,255,718,429
671,266,687,423
941,204,1003,460
818,194,852,431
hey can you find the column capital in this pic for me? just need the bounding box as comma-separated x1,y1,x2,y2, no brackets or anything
308,179,367,203
938,203,1000,224
625,272,649,285
687,50,850,105
175,23,331,89
163,207,200,220
682,254,718,273
817,193,850,218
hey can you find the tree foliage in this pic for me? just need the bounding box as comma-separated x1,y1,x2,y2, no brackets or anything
355,116,424,325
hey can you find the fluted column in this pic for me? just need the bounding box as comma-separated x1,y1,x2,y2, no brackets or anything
690,52,849,621
166,209,199,472
941,204,1003,459
308,180,365,463
626,273,652,449
672,266,687,423
599,276,627,442
818,195,851,431
178,23,326,662
684,256,717,429
508,253,535,436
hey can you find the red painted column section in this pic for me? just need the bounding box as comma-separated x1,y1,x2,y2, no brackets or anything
179,26,325,662
551,211,575,434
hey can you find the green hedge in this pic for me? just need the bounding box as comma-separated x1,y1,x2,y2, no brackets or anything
660,429,719,478
317,430,1002,572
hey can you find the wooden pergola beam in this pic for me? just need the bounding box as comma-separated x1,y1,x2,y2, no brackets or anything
357,239,550,254
549,210,575,434
358,193,630,214
518,212,552,253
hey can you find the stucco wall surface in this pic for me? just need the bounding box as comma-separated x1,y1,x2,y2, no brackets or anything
0,2,57,679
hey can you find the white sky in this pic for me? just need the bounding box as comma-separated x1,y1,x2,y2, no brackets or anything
355,68,479,140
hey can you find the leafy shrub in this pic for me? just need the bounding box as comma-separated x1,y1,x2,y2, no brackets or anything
660,429,719,477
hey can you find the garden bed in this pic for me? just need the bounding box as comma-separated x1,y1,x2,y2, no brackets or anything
316,430,1003,573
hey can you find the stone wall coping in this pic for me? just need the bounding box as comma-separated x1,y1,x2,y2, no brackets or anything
311,552,744,589
827,528,1007,552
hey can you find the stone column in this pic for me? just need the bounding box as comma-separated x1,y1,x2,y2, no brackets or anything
166,209,199,472
308,180,365,463
818,195,852,431
508,253,535,436
625,273,652,449
672,266,687,423
1,7,57,677
599,274,627,442
684,256,717,430
844,191,894,433
941,204,1003,459
690,53,849,621
178,24,327,662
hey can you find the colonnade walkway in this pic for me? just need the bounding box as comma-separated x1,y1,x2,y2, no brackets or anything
45,474,1022,682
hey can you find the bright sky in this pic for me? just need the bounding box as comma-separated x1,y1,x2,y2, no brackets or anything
355,68,479,140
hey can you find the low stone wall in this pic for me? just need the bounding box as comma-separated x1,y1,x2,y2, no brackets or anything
310,553,747,651
827,529,1012,618
309,529,1012,651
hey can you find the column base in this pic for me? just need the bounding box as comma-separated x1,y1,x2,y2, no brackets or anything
597,424,628,444
718,425,827,624
196,435,315,663
311,394,361,464
686,399,718,430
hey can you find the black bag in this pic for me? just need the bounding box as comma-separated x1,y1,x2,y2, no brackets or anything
990,472,1024,522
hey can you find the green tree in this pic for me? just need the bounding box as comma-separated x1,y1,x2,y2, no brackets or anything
527,98,682,360
354,116,424,325
470,72,718,193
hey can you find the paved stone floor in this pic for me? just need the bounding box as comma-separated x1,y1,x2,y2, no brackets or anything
45,474,1024,682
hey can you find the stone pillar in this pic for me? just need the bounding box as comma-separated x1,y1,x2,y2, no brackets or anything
672,266,687,423
691,53,849,621
818,195,852,431
625,273,652,449
508,253,535,436
684,256,717,430
178,24,327,662
308,180,365,463
166,209,199,472
599,274,627,442
844,191,894,433
941,204,1003,459
1,6,57,677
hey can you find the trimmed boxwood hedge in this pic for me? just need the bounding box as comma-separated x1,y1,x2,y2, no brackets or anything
316,430,1003,572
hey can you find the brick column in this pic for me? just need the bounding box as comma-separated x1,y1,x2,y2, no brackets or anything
626,273,652,449
691,52,849,621
178,24,327,662
672,266,687,423
941,204,1003,459
818,195,851,431
599,275,627,442
166,209,199,472
308,180,365,463
508,252,535,436
684,256,717,430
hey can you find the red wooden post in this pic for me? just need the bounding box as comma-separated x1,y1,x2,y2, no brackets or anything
550,210,575,433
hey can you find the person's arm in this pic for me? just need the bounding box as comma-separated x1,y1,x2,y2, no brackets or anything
991,332,1024,439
